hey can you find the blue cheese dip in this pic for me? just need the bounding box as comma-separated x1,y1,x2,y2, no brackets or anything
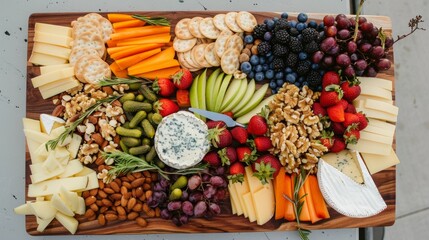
154,111,210,169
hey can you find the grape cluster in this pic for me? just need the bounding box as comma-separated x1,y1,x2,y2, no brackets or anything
316,14,393,78
150,167,228,226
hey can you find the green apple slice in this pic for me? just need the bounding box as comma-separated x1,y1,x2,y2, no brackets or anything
197,69,207,120
231,79,256,114
235,83,269,117
236,95,274,124
205,68,221,111
219,77,242,111
189,74,201,119
214,74,232,112
212,72,224,106
222,78,248,113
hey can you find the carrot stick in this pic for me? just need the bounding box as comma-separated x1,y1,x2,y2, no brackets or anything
308,175,330,219
304,175,323,224
113,19,145,29
115,48,162,70
107,13,135,23
127,46,175,71
107,45,138,56
110,26,171,41
106,40,118,48
109,43,165,60
136,66,181,80
113,26,158,33
274,168,286,220
115,34,171,46
284,174,296,221
110,62,128,78
128,59,179,76
292,174,310,222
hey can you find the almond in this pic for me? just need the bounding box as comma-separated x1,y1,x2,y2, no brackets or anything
113,134,120,144
104,188,115,194
102,199,113,207
109,181,120,192
85,196,96,206
116,206,126,216
105,213,118,221
132,203,142,212
89,189,98,196
111,100,122,107
127,174,136,182
122,181,132,189
95,156,105,165
127,197,137,210
90,203,99,212
131,178,145,188
121,196,128,207
120,186,128,195
91,133,104,145
88,115,98,124
118,215,127,220
111,193,122,201
136,217,147,227
135,187,144,198
102,86,114,95
98,214,106,226
127,212,139,220
84,209,95,218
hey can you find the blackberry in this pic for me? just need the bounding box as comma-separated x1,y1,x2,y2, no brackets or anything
272,57,285,71
272,43,288,57
306,70,322,89
301,28,319,43
304,41,319,54
257,41,271,55
274,18,289,32
285,53,298,67
288,37,303,53
296,61,311,75
274,29,290,44
253,24,268,39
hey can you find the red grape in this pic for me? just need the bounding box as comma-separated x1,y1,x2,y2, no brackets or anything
326,26,338,37
335,14,347,22
377,58,391,70
358,16,367,24
337,29,351,40
323,55,335,67
209,203,221,215
355,59,368,71
366,66,377,77
203,185,217,199
385,37,394,48
343,65,355,78
312,51,325,63
327,44,340,55
182,201,194,216
320,37,337,53
194,201,207,217
360,22,374,33
179,215,189,225
167,201,182,211
189,191,203,203
371,46,384,59
336,54,351,67
324,15,335,26
187,175,202,190
210,176,225,187
337,17,351,29
160,209,172,219
359,43,372,53
347,41,357,53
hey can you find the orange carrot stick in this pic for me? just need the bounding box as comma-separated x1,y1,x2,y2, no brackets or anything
308,175,330,219
110,26,171,41
109,43,165,60
115,48,161,70
128,59,179,76
107,45,138,56
136,66,181,80
274,168,286,220
127,47,175,72
110,62,128,78
113,25,159,33
304,175,323,224
284,174,296,221
115,34,171,46
107,13,135,23
106,39,118,48
113,19,145,29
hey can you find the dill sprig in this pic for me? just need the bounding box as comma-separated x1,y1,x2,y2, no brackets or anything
283,169,312,240
45,95,121,150
132,14,170,26
98,77,152,87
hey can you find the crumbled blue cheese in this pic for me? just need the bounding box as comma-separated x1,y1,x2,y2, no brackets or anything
154,111,210,169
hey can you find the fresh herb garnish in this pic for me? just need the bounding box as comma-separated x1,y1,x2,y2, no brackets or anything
132,15,170,26
98,77,151,87
45,95,121,150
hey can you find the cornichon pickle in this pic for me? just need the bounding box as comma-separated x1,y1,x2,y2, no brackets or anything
147,112,156,126
122,122,130,128
119,140,129,153
116,126,142,138
170,176,187,190
145,146,157,162
155,158,165,168
128,82,142,90
142,138,151,145
129,145,151,155
123,101,152,112
119,93,135,103
141,119,155,138
139,84,157,102
135,94,144,102
169,188,182,201
121,137,141,147
151,113,163,125
129,111,147,128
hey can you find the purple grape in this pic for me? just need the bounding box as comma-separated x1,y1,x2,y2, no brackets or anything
372,38,381,46
350,53,358,62
347,41,357,53
349,17,356,28
160,209,172,219
366,66,377,77
210,176,225,187
335,14,347,22
336,54,351,67
203,185,217,199
355,59,368,71
179,215,189,225
356,70,365,76
326,45,340,55
209,203,221,215
320,37,336,53
216,167,225,175
153,183,164,192
312,51,324,63
359,43,372,53
167,201,182,211
369,27,379,38
159,177,170,189
213,188,227,202
172,216,181,226
360,22,374,33
337,29,351,40
202,174,210,182
385,37,394,48
370,46,384,59
343,65,355,78
153,191,167,203
325,26,337,37
322,55,334,67
182,201,194,216
181,190,189,201
194,201,207,217
377,58,391,70
189,191,203,203
187,175,202,190
336,18,351,29
358,16,367,24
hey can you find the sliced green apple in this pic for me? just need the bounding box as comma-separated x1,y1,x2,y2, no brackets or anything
197,69,208,121
231,79,256,114
205,68,221,111
189,74,201,119
235,83,269,118
219,78,242,111
214,74,232,112
236,95,274,124
212,72,225,108
222,78,248,113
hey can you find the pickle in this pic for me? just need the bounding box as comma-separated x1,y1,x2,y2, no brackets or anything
155,158,165,168
141,119,155,138
139,84,157,102
129,145,151,155
129,110,147,128
142,138,151,146
169,188,182,201
145,146,157,162
135,94,144,102
119,140,129,153
116,126,142,138
128,82,142,90
170,176,187,190
119,93,135,103
123,101,152,113
121,137,141,147
151,113,163,125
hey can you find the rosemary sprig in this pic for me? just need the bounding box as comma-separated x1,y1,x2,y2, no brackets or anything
98,77,151,87
283,170,311,240
45,95,121,150
132,14,170,26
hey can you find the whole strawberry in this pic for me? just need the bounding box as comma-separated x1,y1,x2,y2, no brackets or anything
332,122,346,135
355,112,368,130
339,99,349,110
327,102,345,122
218,147,237,165
236,146,256,165
320,130,334,150
206,120,226,129
345,103,357,113
152,78,176,97
344,127,360,144
172,69,193,90
154,99,179,117
203,151,221,167
312,102,327,117
320,84,343,107
322,71,341,89
341,80,361,102
231,126,248,144
208,126,232,148
252,154,281,184
253,136,273,152
228,162,245,183
247,115,268,135
330,136,346,153
343,113,360,128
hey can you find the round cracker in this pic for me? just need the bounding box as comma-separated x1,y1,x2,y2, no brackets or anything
213,14,230,32
84,13,113,42
71,32,105,57
177,52,194,70
236,11,257,32
188,17,204,38
173,37,197,53
82,58,111,84
72,19,102,39
69,46,100,66
192,44,211,68
175,18,194,40
199,18,220,39
221,49,240,74
225,34,244,52
183,50,201,69
214,30,233,58
74,55,100,82
225,12,244,33
204,43,220,67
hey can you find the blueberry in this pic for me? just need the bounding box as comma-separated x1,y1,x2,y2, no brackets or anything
240,62,252,74
311,63,320,70
264,32,272,41
286,73,296,83
262,64,269,72
273,17,279,23
281,12,289,19
297,13,308,23
259,56,266,64
272,89,277,94
298,52,308,60
269,80,277,89
288,20,297,28
296,22,306,32
268,55,274,63
264,19,269,24
266,19,275,30
276,79,284,86
292,72,298,79
265,69,275,79
294,82,301,87
275,86,281,92
255,72,265,82
250,55,259,65
284,67,293,74
302,81,309,86
317,22,325,32
298,76,305,83
254,64,263,73
244,35,254,44
275,71,284,79
269,62,274,69
308,20,318,28
248,71,255,79
265,52,273,58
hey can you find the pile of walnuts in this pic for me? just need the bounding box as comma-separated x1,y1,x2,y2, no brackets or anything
268,83,327,174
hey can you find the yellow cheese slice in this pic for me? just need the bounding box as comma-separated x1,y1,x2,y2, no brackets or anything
253,185,275,225
39,78,79,99
363,119,396,138
34,31,72,48
229,185,237,215
28,176,88,197
23,118,41,131
244,166,263,192
355,106,397,123
80,171,99,191
242,192,257,222
29,52,68,66
36,216,54,232
360,85,392,100
55,212,78,234
321,150,364,184
233,180,249,218
67,134,82,159
228,182,242,215
31,67,74,87
35,22,72,36
364,98,398,116
40,63,71,74
75,197,86,215
24,129,52,143
58,160,84,178
33,42,71,59
29,201,57,220
361,148,400,174
30,166,65,184
348,138,392,155
14,202,33,215
354,95,393,105
358,77,393,91
359,131,393,145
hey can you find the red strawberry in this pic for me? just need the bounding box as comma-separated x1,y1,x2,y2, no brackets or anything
176,89,190,107
172,69,193,90
252,154,281,184
312,102,327,117
332,122,346,135
339,99,348,110
253,136,273,152
320,130,334,150
355,112,368,130
320,84,343,107
344,128,360,144
218,147,237,166
341,81,361,102
322,71,341,89
247,115,268,135
152,78,176,97
236,146,256,165
330,136,346,153
154,99,179,117
206,120,226,129
343,113,360,128
228,162,245,183
345,103,357,113
223,111,234,118
208,126,232,148
230,126,248,144
203,151,221,167
327,103,345,122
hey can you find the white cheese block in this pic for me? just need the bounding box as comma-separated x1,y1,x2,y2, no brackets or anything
39,78,80,99
359,85,392,100
361,148,400,174
35,23,72,36
34,143,50,162
228,182,242,216
31,67,74,88
55,146,71,159
55,212,78,234
51,193,74,216
359,131,393,145
363,121,396,138
59,187,79,212
74,166,95,176
58,160,83,178
253,185,275,225
30,166,65,184
364,98,398,116
36,216,54,232
23,118,41,131
28,176,88,197
242,192,257,222
358,77,393,91
30,163,45,174
67,134,82,159
321,150,364,184
43,151,62,172
34,31,72,48
29,52,68,66
14,202,33,215
29,201,57,220
75,196,86,215
318,151,387,218
24,129,52,143
355,107,397,123
348,138,392,155
40,114,65,134
354,95,393,105
33,42,71,59
49,126,66,138
40,63,71,74
81,171,99,191
368,118,396,131
233,180,249,217
27,139,44,164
